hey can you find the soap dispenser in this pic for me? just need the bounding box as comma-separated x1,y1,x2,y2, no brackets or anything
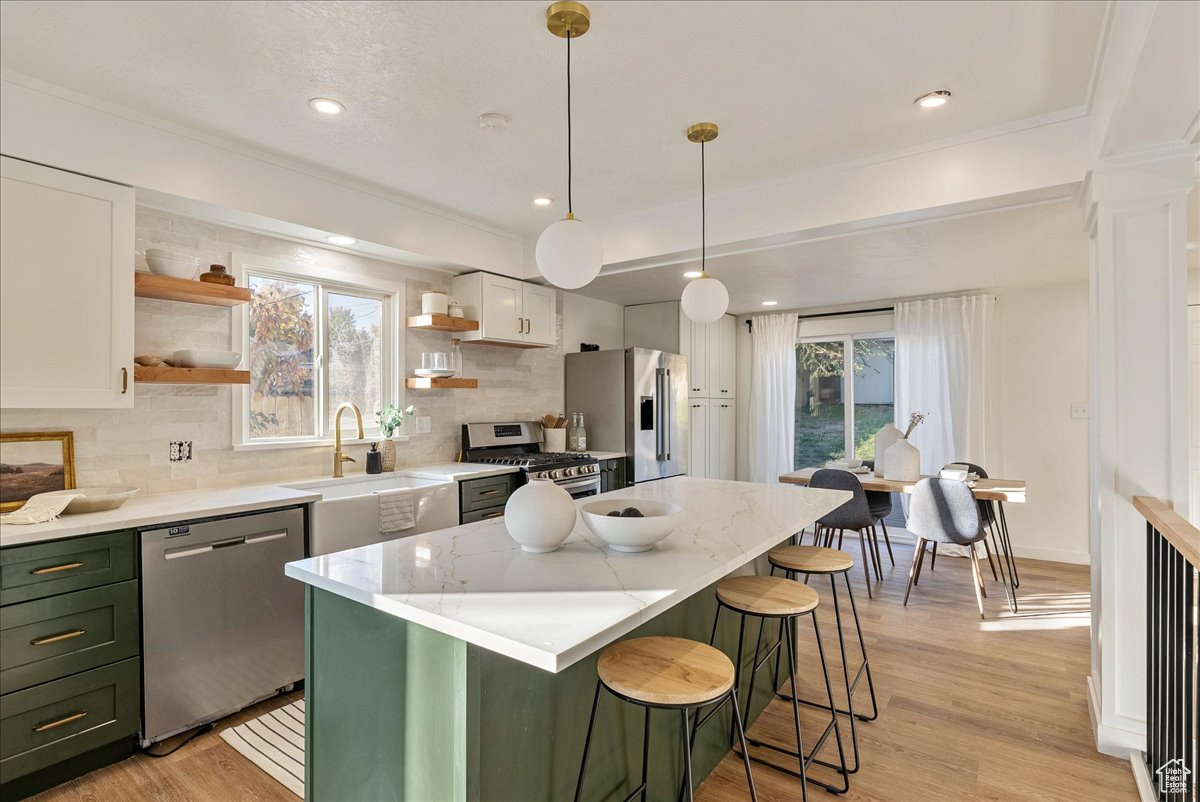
366,443,383,474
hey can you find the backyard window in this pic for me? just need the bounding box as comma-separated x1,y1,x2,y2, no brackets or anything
795,335,895,469
233,254,402,447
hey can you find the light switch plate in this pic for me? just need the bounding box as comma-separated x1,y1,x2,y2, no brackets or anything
415,416,432,435
1070,402,1089,420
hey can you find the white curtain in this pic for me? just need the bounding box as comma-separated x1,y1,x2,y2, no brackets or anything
894,295,998,479
749,313,798,484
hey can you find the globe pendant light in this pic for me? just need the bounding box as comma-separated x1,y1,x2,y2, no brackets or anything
535,2,603,290
680,122,729,323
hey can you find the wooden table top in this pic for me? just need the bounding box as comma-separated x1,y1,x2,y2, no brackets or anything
779,468,1027,503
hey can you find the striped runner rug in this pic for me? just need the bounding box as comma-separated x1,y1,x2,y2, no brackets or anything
220,699,305,798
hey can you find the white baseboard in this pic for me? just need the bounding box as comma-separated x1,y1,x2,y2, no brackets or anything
1088,675,1148,757
1130,753,1157,802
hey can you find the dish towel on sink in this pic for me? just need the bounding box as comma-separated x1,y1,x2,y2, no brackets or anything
0,492,84,525
376,487,416,535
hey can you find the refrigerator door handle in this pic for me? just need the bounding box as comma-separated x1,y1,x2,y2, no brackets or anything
664,369,672,461
655,368,666,460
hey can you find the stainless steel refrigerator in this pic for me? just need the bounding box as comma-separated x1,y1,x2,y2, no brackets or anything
565,348,689,483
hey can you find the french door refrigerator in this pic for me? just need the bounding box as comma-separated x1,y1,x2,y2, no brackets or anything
565,348,689,483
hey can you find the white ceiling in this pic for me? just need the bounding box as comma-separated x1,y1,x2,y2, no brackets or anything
0,0,1106,238
572,198,1090,313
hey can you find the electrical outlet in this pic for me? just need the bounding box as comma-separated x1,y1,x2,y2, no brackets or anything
415,416,432,435
1070,402,1089,420
169,441,193,462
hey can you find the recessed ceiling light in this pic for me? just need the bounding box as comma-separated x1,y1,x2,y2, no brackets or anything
683,271,703,279
325,235,356,246
914,90,951,109
533,196,554,207
308,97,345,115
478,112,509,130
761,300,778,306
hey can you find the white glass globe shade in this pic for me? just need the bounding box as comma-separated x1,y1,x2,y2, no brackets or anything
681,275,729,323
535,217,603,290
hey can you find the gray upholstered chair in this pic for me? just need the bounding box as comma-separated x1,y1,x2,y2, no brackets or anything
807,468,882,597
860,460,894,566
903,477,990,618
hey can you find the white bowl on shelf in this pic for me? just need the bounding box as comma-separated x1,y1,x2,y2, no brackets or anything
173,350,242,369
146,252,200,279
41,486,140,514
580,499,683,552
413,368,457,378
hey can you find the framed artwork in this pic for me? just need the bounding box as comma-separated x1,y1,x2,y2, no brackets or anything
0,431,76,513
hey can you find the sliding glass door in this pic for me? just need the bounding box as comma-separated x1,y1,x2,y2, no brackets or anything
794,334,894,469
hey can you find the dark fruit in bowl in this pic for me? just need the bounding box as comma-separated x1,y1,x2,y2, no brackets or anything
606,510,622,517
620,507,645,518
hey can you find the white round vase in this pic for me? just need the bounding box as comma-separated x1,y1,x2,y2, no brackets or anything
883,438,921,482
873,424,903,477
504,478,577,553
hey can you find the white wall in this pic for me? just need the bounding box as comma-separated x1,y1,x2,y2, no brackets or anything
562,293,624,355
993,280,1090,563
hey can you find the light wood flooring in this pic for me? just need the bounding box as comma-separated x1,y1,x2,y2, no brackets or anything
33,543,1133,802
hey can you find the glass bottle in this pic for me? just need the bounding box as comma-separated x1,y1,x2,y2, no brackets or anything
568,413,580,451
576,413,587,453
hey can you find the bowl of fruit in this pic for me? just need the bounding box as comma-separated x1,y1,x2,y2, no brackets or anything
579,499,684,552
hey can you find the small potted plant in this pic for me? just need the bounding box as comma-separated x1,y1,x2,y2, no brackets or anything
376,404,416,472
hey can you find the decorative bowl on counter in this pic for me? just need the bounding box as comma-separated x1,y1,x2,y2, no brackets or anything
145,249,201,279
580,499,683,552
42,486,140,514
173,350,242,369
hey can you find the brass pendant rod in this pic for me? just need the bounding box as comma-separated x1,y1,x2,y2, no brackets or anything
566,30,573,215
701,140,706,274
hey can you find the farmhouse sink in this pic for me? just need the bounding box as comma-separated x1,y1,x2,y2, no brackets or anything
283,474,459,557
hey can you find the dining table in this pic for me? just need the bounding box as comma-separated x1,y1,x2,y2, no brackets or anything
778,467,1027,612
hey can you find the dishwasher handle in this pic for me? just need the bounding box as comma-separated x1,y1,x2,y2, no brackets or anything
161,529,289,560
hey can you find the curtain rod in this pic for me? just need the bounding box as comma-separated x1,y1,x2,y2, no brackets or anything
746,305,895,332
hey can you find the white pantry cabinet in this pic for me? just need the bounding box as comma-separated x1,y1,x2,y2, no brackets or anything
452,272,556,347
687,399,735,480
0,157,135,408
688,400,708,478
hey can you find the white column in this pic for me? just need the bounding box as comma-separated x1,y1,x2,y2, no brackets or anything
1084,146,1195,757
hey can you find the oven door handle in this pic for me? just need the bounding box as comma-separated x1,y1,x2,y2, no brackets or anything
557,475,601,492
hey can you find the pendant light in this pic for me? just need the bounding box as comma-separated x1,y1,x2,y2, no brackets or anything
680,122,729,323
535,1,603,290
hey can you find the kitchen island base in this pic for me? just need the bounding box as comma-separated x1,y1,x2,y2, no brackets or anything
305,582,781,802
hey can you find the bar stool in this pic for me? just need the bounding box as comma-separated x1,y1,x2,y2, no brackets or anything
574,636,757,802
767,545,878,775
704,575,848,799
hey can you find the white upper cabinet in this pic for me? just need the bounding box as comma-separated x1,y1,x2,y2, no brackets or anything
683,315,710,399
452,272,557,347
714,314,737,398
1,157,135,409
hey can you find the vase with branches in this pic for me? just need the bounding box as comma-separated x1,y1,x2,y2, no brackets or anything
376,404,416,472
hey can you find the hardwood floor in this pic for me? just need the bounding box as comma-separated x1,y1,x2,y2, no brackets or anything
33,544,1133,802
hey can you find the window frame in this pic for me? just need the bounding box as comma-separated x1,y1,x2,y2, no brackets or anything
795,311,895,464
231,252,405,451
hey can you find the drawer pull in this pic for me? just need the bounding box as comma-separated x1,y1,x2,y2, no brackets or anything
31,629,86,646
31,562,84,576
481,510,504,519
33,711,87,733
479,489,502,496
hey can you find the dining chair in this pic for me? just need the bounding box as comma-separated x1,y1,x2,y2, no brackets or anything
903,478,990,618
805,469,882,597
859,460,894,567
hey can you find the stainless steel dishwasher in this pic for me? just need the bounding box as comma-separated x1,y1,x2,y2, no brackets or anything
140,506,305,744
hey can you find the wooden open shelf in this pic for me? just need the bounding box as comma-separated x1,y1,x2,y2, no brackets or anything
406,377,478,389
135,273,251,306
457,338,544,349
134,366,250,385
406,314,479,333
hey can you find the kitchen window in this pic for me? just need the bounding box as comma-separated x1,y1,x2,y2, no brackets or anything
231,253,403,448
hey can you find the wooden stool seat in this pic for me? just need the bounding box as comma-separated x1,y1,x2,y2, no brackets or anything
597,636,735,707
768,545,854,574
716,575,819,617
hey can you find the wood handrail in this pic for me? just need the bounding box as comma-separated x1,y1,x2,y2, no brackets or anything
1134,495,1200,568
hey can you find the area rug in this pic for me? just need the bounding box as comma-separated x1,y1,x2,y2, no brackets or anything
220,699,305,798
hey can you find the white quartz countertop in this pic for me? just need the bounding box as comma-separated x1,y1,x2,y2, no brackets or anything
398,463,520,482
587,451,627,461
0,485,322,547
285,477,850,673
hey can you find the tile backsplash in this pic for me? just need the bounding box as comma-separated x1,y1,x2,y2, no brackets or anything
0,208,565,494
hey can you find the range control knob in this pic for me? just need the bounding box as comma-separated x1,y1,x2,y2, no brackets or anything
565,467,578,477
550,469,564,480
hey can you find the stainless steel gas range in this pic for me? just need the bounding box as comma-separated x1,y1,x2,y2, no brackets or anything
461,421,600,499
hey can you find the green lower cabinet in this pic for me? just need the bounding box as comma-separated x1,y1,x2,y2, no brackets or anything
0,581,140,695
600,458,629,493
0,657,140,788
306,580,776,801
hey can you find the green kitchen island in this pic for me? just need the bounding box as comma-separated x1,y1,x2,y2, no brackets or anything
285,476,848,801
